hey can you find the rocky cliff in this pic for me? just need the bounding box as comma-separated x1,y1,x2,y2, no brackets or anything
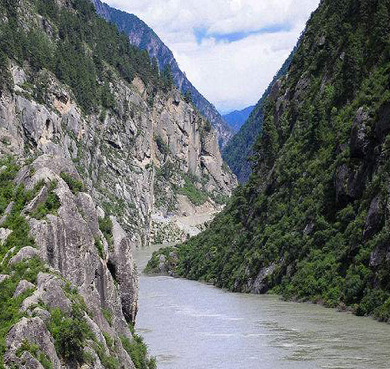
89,0,234,148
0,0,236,366
148,0,390,322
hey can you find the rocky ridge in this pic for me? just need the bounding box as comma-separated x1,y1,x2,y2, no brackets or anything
89,0,234,148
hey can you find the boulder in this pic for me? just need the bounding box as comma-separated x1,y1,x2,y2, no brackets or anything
0,228,12,245
13,280,35,298
4,317,61,369
8,247,39,266
0,274,10,284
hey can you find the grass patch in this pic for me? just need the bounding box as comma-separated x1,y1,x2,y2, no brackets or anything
47,304,92,363
95,238,105,259
101,308,112,326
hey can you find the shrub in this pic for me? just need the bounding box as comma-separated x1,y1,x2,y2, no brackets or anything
121,335,156,369
16,340,53,369
95,238,105,259
0,257,46,368
101,307,112,326
60,173,85,195
48,304,92,362
31,181,61,220
177,176,208,206
99,217,113,248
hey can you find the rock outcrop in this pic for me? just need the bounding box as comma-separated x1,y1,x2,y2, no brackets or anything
89,0,234,148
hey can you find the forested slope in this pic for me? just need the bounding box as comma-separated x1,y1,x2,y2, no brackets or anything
149,0,390,322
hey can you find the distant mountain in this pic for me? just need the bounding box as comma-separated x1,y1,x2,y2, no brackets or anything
90,0,234,148
223,106,255,132
222,52,294,183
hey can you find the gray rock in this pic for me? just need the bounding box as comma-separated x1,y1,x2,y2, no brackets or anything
17,351,45,369
251,264,277,294
0,274,10,284
350,107,370,159
13,280,35,298
21,273,72,314
8,246,39,266
4,317,61,368
31,307,51,323
109,217,139,323
0,202,14,226
0,228,12,245
363,196,384,240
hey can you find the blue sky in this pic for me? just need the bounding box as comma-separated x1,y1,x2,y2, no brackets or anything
106,0,320,113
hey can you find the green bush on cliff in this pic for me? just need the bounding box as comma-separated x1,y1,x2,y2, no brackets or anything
99,216,113,248
121,335,156,369
48,304,92,362
178,175,208,206
0,257,47,369
60,172,85,195
31,181,61,220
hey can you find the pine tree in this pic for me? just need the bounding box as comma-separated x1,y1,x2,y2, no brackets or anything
161,65,174,91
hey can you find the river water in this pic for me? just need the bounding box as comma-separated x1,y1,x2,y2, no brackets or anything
133,245,390,369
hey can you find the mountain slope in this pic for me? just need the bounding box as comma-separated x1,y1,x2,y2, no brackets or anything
148,0,390,322
0,0,235,366
222,52,294,183
223,105,255,132
90,0,234,148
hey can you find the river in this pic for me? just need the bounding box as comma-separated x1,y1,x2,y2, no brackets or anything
133,244,390,369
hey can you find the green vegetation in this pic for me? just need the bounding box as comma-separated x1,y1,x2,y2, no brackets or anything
177,174,208,206
0,257,47,369
144,246,176,274
155,135,169,157
16,339,53,369
0,0,169,114
121,335,156,369
95,237,105,259
99,216,113,248
101,307,112,326
48,304,92,362
149,0,390,322
0,159,43,261
60,172,85,195
31,181,61,220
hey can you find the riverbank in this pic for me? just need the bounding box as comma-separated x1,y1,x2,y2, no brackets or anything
134,245,390,369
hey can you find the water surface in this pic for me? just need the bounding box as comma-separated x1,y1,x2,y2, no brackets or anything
134,245,390,369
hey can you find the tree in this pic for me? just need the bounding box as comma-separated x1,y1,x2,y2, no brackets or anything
161,64,174,91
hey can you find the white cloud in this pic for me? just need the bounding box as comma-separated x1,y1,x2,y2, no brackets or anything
105,0,320,113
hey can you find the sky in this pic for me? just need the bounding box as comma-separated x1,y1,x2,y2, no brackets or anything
105,0,321,114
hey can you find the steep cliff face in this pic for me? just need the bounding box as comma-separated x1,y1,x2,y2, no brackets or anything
149,0,390,322
89,0,234,148
0,155,141,369
1,64,236,246
0,0,235,366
